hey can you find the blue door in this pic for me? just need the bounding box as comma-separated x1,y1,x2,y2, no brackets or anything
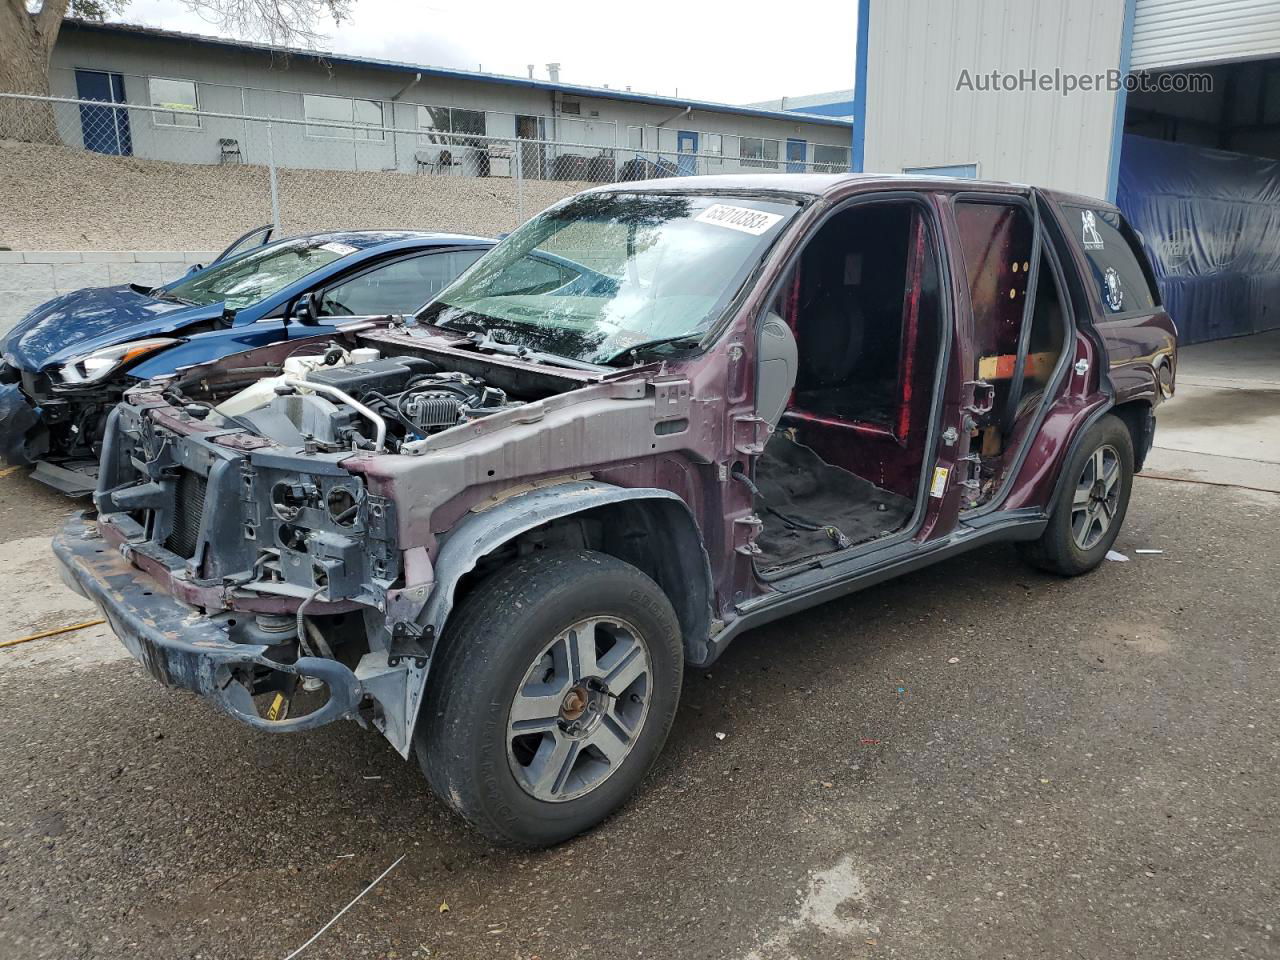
676,130,699,176
786,138,807,173
75,70,132,156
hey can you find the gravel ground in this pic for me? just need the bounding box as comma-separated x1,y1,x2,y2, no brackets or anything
0,472,1276,960
0,140,588,249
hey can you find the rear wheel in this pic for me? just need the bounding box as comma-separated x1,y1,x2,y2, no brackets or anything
1018,413,1134,576
416,550,683,847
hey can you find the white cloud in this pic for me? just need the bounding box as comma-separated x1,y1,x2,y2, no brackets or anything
114,0,858,104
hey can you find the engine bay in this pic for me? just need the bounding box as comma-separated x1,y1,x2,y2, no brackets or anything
175,344,530,455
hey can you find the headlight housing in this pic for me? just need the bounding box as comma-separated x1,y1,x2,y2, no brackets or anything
57,338,178,385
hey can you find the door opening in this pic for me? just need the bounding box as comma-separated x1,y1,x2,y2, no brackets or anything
786,138,807,173
75,69,132,156
953,199,1069,506
750,200,945,573
516,114,545,179
676,130,699,176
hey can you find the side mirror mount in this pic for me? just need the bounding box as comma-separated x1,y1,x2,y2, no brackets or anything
185,263,203,276
755,311,798,430
291,291,321,326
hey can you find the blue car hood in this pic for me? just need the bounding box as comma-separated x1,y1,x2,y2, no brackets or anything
3,285,222,371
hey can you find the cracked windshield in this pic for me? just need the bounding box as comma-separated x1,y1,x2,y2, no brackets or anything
417,192,799,364
163,237,360,309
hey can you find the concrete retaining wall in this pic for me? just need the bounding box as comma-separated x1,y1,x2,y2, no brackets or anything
0,251,218,340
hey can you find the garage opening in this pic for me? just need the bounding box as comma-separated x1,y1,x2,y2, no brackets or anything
1119,59,1280,344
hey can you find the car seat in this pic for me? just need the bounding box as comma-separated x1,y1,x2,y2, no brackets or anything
797,244,865,388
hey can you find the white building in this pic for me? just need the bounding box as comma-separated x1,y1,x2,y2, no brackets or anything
852,0,1280,345
48,19,855,179
854,0,1280,198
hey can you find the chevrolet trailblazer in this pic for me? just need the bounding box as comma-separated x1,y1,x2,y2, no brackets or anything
55,174,1176,846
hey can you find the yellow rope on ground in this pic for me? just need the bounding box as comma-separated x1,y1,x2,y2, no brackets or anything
0,619,106,649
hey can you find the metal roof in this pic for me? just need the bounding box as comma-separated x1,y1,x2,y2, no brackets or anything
64,19,855,129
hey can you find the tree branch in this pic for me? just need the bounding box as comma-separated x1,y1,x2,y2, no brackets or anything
179,0,351,49
34,0,71,52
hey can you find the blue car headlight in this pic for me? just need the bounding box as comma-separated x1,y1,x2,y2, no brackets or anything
57,338,179,385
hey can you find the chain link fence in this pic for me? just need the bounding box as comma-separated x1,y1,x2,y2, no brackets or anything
0,89,852,250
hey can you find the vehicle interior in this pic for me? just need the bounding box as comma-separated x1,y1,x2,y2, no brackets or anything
316,249,487,318
951,200,1069,506
749,200,946,573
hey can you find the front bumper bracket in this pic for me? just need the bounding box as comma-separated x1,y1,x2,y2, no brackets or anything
53,513,364,733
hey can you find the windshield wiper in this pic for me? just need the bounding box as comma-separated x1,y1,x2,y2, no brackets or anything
464,330,607,373
602,333,703,366
151,289,197,305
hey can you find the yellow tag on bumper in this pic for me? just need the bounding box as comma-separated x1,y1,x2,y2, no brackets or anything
266,692,289,722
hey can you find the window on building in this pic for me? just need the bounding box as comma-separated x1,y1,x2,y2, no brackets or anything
740,136,779,169
417,105,487,144
627,125,645,150
304,94,385,141
417,104,449,139
704,133,723,156
451,108,486,138
560,101,581,116
353,99,384,140
149,77,200,128
814,144,851,172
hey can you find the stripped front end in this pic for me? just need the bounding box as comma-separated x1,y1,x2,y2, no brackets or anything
53,343,533,756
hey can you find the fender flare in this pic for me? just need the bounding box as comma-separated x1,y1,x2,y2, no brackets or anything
421,479,712,642
396,480,715,750
1044,399,1115,513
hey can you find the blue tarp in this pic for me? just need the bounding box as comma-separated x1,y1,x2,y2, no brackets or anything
1116,134,1280,345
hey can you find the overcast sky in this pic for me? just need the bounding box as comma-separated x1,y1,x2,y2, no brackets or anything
113,0,858,105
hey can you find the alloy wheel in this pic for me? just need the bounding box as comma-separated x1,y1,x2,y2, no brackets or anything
1071,443,1122,551
506,617,652,802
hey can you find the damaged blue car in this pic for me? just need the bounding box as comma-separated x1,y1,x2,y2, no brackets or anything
0,229,494,493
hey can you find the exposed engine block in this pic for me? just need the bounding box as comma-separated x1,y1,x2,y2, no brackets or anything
218,350,517,453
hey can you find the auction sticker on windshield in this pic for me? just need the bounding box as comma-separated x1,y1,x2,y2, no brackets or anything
320,242,360,256
695,204,784,235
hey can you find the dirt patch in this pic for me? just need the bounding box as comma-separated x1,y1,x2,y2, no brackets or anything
1105,620,1174,655
1,139,590,248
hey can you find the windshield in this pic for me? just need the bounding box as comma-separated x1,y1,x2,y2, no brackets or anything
163,237,360,309
417,192,799,364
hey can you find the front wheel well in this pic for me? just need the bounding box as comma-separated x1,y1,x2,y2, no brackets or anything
1111,400,1155,473
453,499,714,664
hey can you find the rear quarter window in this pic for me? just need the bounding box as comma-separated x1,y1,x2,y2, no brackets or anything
1064,205,1159,318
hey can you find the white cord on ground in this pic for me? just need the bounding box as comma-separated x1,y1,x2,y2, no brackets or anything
281,854,405,960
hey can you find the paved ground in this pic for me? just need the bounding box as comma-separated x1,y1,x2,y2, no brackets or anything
1145,329,1280,492
1,334,1277,960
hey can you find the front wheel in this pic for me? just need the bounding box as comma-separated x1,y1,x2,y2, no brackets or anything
416,550,684,847
1018,413,1134,576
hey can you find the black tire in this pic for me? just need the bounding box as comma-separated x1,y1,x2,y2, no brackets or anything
416,549,683,847
1018,413,1134,576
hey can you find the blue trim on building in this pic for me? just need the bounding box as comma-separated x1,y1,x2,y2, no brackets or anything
851,0,871,171
65,19,854,130
784,100,856,118
1105,0,1138,201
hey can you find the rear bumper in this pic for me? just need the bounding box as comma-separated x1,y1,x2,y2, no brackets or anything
53,513,365,733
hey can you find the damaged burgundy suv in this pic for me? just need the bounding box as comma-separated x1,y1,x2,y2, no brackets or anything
55,175,1176,846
